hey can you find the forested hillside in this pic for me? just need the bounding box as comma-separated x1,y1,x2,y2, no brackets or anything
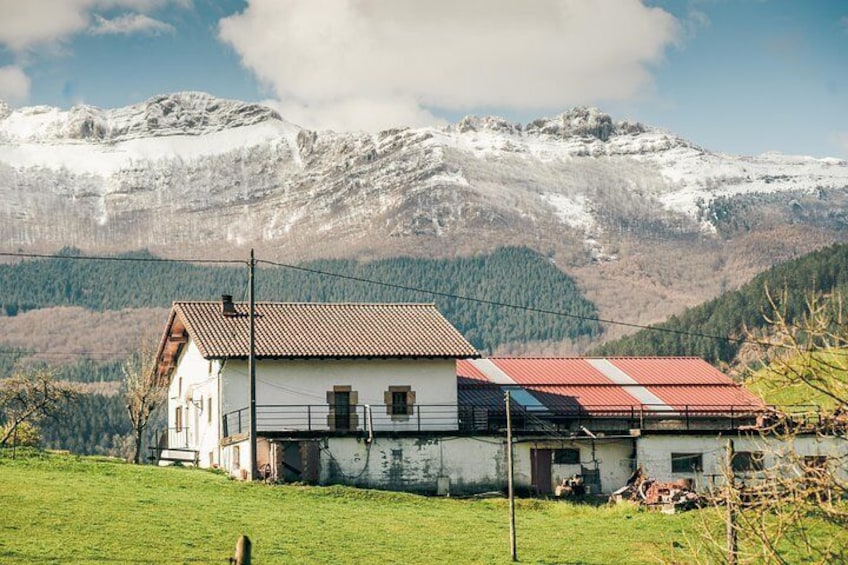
0,246,599,353
592,243,848,365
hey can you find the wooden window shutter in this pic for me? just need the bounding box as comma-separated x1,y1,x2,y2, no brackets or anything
326,391,335,430
384,390,393,415
406,390,416,416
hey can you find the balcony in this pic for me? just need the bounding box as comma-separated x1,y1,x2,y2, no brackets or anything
149,427,197,464
221,403,770,439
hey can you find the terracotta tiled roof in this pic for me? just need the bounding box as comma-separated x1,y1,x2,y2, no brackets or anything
164,301,479,360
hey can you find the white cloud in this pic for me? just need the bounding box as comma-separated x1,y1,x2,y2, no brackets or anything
218,0,679,131
89,13,175,36
0,65,31,105
0,0,185,51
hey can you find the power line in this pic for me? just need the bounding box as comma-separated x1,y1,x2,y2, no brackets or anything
256,258,750,347
0,248,810,353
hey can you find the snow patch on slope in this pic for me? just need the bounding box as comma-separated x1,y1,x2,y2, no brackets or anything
540,193,594,230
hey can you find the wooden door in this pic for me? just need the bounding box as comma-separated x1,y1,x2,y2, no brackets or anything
531,448,553,495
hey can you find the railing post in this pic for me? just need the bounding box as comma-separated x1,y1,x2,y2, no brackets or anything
308,405,312,432
685,405,690,430
417,406,421,433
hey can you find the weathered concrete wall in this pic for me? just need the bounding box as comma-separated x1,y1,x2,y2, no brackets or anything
637,433,848,489
319,436,505,494
313,436,635,495
512,439,635,494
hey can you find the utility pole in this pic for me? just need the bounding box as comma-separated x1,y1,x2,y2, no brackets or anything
505,391,517,562
726,438,737,565
248,249,258,481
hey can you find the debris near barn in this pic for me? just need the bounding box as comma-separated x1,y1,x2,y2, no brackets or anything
609,467,701,513
554,474,586,497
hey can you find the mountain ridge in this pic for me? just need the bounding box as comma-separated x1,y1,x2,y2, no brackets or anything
2,91,848,338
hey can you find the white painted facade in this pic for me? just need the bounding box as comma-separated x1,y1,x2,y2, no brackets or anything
220,357,459,434
165,338,222,467
166,335,459,474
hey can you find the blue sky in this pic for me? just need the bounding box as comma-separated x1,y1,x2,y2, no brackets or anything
0,0,846,157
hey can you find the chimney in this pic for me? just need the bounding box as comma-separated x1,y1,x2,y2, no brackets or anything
221,294,237,317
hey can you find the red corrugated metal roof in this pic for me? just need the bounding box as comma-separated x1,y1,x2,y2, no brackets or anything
456,357,764,412
489,358,612,385
456,359,491,383
645,385,763,410
609,357,732,386
524,385,644,412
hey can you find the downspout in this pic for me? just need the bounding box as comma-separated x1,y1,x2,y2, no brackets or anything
217,359,226,467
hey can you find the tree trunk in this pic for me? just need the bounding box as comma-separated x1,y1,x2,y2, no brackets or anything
132,423,143,464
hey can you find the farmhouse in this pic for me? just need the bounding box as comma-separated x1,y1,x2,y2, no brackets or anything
154,297,846,495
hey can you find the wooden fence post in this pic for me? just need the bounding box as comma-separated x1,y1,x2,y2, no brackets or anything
230,534,251,565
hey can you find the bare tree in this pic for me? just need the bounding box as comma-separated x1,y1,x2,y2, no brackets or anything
689,289,848,564
0,368,77,447
123,344,167,464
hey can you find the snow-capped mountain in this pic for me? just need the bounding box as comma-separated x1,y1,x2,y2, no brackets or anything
2,92,847,327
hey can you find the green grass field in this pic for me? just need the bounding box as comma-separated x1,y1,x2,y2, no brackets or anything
4,450,844,564
0,450,701,565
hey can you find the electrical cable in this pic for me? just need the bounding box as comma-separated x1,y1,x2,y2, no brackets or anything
0,248,837,355
256,257,750,345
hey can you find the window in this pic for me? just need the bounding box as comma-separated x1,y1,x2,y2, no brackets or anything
732,451,764,473
232,445,240,470
326,386,359,431
803,455,828,478
384,386,415,418
175,406,183,433
671,453,703,473
391,391,408,415
207,396,213,424
553,448,580,465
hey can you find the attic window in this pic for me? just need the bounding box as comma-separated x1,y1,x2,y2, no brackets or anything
385,386,415,419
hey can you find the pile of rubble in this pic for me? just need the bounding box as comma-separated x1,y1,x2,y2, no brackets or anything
610,467,701,513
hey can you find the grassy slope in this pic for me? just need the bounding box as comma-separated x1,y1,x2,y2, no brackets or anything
0,452,695,565
744,350,848,409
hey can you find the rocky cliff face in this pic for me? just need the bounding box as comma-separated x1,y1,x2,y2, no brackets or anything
2,92,847,328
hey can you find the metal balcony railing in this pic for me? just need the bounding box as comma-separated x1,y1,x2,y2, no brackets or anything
161,427,191,449
221,403,773,437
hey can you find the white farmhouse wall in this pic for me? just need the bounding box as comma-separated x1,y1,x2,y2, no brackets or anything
221,358,459,433
637,433,848,490
166,337,221,467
